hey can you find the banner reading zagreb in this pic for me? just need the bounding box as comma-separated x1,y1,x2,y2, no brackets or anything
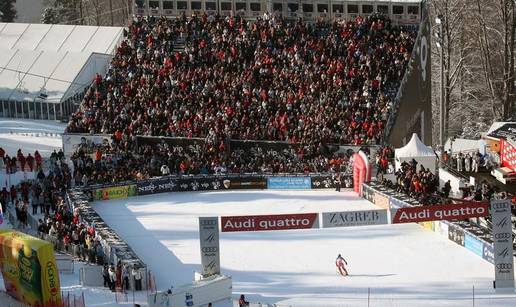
391,202,489,224
93,185,137,201
0,229,61,307
267,177,311,190
221,213,319,232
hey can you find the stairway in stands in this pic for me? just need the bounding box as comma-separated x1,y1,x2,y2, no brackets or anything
173,36,186,53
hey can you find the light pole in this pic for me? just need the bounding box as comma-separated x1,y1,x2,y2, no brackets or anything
435,15,446,165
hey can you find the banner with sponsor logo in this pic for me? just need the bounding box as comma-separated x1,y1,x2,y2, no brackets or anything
199,217,220,277
267,177,311,190
93,185,137,201
391,202,489,224
311,175,353,189
221,213,319,232
448,223,465,246
0,230,61,307
372,192,390,209
221,177,267,190
389,197,409,209
464,233,483,257
136,177,178,196
435,221,449,238
177,178,224,192
420,221,435,231
483,242,495,264
322,210,388,228
491,199,515,289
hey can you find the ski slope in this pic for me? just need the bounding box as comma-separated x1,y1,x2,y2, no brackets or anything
0,118,65,157
92,190,516,307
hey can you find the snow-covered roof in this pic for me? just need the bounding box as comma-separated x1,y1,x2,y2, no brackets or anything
395,133,435,158
0,23,123,104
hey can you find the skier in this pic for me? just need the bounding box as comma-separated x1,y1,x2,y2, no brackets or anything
336,254,348,276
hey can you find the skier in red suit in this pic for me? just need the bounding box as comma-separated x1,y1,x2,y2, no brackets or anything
336,254,348,276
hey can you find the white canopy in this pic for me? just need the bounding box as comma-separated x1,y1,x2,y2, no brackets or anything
395,133,437,174
0,23,123,104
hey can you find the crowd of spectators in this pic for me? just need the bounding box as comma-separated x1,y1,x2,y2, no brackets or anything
0,147,44,174
69,138,354,185
392,159,439,203
67,14,416,146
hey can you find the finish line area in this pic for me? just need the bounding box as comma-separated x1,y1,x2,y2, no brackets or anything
92,190,515,306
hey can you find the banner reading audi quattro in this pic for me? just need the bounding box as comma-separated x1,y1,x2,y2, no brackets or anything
221,213,319,232
0,230,61,307
322,210,388,228
391,202,489,224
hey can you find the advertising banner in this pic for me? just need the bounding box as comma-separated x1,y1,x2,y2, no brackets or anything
420,221,434,231
93,185,137,201
483,242,495,264
491,199,515,289
436,221,449,238
311,175,353,189
448,224,465,246
221,213,319,232
391,202,489,224
267,177,311,190
198,217,220,277
322,210,388,228
177,178,224,192
389,197,409,209
362,185,374,202
136,177,178,196
464,233,483,258
0,230,61,307
373,192,390,209
221,177,267,190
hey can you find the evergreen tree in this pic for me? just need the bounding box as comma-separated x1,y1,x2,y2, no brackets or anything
41,7,59,24
0,0,17,22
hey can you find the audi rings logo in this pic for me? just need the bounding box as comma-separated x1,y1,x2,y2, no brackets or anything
494,233,512,240
496,263,512,270
202,247,218,253
493,202,509,210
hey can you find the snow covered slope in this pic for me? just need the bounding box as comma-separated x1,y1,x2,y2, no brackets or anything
92,190,516,307
0,118,65,157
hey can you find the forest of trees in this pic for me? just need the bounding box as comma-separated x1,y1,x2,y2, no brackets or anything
430,0,515,141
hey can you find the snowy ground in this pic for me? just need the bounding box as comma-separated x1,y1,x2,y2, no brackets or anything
0,118,65,157
91,190,516,307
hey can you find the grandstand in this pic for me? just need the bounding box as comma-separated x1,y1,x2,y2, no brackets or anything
0,23,123,121
133,0,423,25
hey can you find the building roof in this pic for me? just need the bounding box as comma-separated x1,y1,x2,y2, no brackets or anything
486,123,516,141
0,23,123,104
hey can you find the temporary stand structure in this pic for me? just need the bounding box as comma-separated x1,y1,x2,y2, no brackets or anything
395,133,437,174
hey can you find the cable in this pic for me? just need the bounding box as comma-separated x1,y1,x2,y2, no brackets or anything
0,66,90,87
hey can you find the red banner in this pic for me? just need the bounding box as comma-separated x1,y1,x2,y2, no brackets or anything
391,202,489,224
221,213,319,232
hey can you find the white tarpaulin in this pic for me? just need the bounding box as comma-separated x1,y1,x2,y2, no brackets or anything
395,133,437,174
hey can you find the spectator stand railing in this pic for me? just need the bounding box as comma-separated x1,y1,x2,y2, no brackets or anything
383,20,424,143
63,171,356,294
363,181,509,263
65,189,148,292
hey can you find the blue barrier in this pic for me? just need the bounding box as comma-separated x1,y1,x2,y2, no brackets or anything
267,177,311,190
464,233,484,257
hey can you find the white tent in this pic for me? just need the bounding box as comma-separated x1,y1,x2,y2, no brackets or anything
395,133,437,174
0,23,123,120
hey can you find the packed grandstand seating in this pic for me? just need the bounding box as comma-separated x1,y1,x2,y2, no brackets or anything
66,14,416,146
